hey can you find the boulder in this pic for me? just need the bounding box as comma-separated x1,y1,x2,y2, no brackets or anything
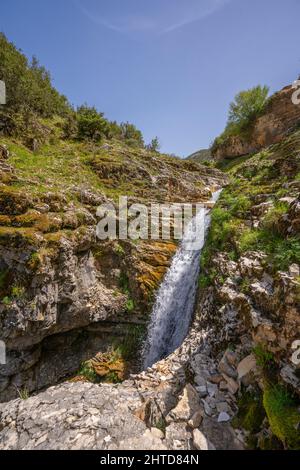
166,384,202,423
192,429,214,451
237,354,257,386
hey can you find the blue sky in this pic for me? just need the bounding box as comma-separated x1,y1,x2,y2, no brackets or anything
1,0,300,157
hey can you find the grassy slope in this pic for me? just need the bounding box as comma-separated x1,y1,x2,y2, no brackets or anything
201,129,300,273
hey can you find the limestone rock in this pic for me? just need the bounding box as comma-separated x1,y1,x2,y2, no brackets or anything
193,429,211,450
166,384,202,423
237,354,257,385
218,412,231,423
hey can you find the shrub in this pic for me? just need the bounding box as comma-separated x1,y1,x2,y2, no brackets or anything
233,391,266,434
253,344,274,368
125,298,135,313
147,137,161,152
120,122,144,148
76,105,110,141
77,361,99,383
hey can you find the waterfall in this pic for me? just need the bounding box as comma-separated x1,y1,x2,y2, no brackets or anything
142,190,222,369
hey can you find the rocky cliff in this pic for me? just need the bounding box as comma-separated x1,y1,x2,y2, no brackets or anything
212,84,300,160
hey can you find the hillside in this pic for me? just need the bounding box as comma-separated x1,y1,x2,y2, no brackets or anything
186,148,212,164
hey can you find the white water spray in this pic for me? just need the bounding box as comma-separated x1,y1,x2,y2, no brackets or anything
143,190,221,369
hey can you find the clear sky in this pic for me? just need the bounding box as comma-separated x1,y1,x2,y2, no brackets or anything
1,0,300,157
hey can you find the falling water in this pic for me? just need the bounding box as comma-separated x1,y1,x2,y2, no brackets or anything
143,190,222,369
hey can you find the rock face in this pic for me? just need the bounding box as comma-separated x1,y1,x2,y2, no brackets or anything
0,302,244,450
212,85,300,159
0,136,226,402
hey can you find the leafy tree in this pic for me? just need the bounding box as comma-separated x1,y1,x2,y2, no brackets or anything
212,85,269,151
227,85,269,130
76,105,110,141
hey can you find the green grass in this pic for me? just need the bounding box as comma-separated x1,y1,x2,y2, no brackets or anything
263,385,300,450
253,344,274,368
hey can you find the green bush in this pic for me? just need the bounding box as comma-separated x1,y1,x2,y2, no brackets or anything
233,391,266,434
147,137,161,152
227,85,269,129
77,105,110,142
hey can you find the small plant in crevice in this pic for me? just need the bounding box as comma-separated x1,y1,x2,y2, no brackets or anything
125,298,135,313
16,387,30,400
76,361,100,383
154,418,167,434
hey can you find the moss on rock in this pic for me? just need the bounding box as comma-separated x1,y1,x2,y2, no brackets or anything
263,385,300,450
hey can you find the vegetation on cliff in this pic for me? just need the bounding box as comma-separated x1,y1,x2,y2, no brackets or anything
211,85,269,153
200,119,300,449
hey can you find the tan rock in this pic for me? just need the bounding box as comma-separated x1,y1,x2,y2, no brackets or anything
221,374,239,394
166,384,201,423
237,354,257,383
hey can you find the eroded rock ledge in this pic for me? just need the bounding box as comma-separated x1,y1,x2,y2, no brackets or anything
0,303,244,450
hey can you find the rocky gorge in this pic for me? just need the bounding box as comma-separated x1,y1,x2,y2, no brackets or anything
0,35,299,450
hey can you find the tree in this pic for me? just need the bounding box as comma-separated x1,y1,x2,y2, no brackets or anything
147,137,161,152
120,122,144,148
211,85,270,151
0,33,70,118
227,85,269,130
77,105,110,141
